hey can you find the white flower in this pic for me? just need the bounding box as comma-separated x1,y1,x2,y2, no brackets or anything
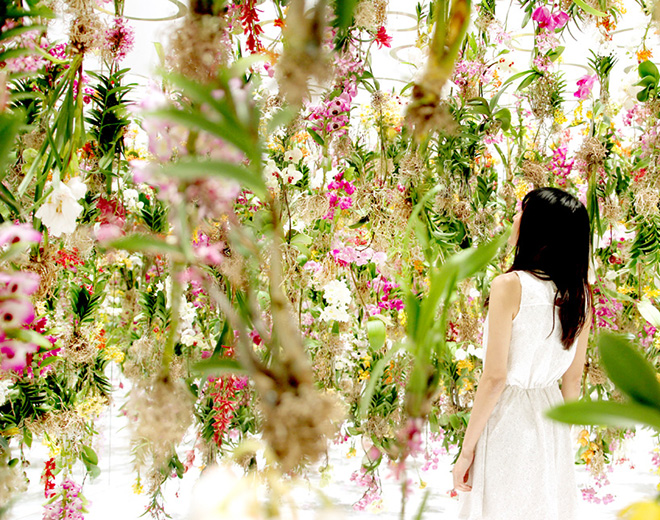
319,305,351,323
35,177,87,237
454,349,467,361
284,148,303,163
123,188,144,212
283,164,303,185
0,379,12,407
322,280,352,307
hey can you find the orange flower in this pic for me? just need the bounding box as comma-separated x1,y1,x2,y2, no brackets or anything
577,429,590,447
637,49,653,63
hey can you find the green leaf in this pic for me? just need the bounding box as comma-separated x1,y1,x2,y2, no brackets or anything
81,445,99,466
367,319,387,351
0,112,24,182
573,0,607,16
546,400,660,431
598,332,660,408
358,342,403,419
109,234,185,259
637,300,660,328
335,0,360,28
6,329,53,349
639,60,660,80
307,128,325,146
517,72,542,91
192,357,246,377
160,159,267,198
493,108,512,131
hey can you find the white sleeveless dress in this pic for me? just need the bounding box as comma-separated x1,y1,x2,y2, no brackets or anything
457,270,580,520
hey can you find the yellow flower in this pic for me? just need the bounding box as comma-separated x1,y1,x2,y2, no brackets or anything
132,479,144,494
419,480,427,489
103,344,125,364
554,110,567,125
398,310,407,327
347,447,356,458
75,394,107,420
514,180,532,201
618,285,635,295
643,286,660,299
618,500,660,520
457,359,474,372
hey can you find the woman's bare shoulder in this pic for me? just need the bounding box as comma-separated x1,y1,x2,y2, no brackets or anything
491,271,521,291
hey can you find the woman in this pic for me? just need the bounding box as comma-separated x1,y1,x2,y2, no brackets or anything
453,187,593,520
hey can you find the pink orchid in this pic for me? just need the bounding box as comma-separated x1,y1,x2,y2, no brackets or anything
532,6,569,31
0,339,38,371
574,74,597,100
0,299,35,328
0,272,40,297
0,224,42,247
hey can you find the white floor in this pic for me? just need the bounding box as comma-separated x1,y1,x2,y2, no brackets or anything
7,374,659,520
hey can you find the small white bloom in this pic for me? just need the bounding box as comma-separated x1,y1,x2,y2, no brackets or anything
454,349,467,361
322,280,352,307
123,188,144,212
319,304,351,323
0,379,12,407
284,148,303,163
35,177,88,237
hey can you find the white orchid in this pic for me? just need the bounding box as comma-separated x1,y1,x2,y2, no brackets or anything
35,176,88,237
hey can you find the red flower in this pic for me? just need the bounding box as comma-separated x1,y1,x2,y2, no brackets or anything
375,26,392,48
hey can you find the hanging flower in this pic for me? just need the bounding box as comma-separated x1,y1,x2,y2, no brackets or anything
34,177,88,237
532,6,569,31
374,26,392,48
574,74,597,100
0,338,38,371
103,17,135,62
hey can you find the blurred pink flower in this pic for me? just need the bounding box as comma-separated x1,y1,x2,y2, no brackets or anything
574,74,597,100
0,272,40,297
0,224,41,247
0,339,38,371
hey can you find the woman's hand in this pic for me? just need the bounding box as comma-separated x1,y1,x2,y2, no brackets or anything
452,450,475,492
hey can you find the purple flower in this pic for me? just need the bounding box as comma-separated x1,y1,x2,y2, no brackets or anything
574,74,597,100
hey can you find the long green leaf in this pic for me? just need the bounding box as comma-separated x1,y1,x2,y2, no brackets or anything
598,332,660,408
192,357,246,377
0,112,23,182
109,234,185,260
358,342,403,420
161,159,267,198
546,400,660,431
573,0,607,16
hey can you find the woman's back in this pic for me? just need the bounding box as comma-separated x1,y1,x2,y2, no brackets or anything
483,270,577,388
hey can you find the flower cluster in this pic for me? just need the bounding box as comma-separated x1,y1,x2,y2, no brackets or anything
35,177,88,238
320,280,352,323
103,17,135,62
308,93,352,138
43,478,87,520
323,171,355,220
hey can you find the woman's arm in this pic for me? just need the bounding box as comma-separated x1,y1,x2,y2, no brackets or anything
452,272,520,492
560,310,592,401
460,272,520,455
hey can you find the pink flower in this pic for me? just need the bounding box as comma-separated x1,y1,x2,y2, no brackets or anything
0,339,38,371
574,74,597,100
532,6,569,31
0,272,40,297
0,224,41,247
0,299,35,328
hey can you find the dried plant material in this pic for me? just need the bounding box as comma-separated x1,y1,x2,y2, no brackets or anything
61,326,98,364
259,386,345,472
576,137,608,168
634,187,660,217
398,151,426,184
520,160,548,187
128,376,194,469
0,455,28,509
275,0,332,107
68,12,105,55
586,362,607,385
167,14,232,84
42,410,86,442
354,0,388,31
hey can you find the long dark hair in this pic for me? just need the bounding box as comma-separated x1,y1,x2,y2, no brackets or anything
508,187,592,349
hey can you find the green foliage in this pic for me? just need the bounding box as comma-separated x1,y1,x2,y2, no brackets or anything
630,216,660,267
635,60,660,102
139,193,169,234
71,285,104,325
548,333,660,431
86,69,134,159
